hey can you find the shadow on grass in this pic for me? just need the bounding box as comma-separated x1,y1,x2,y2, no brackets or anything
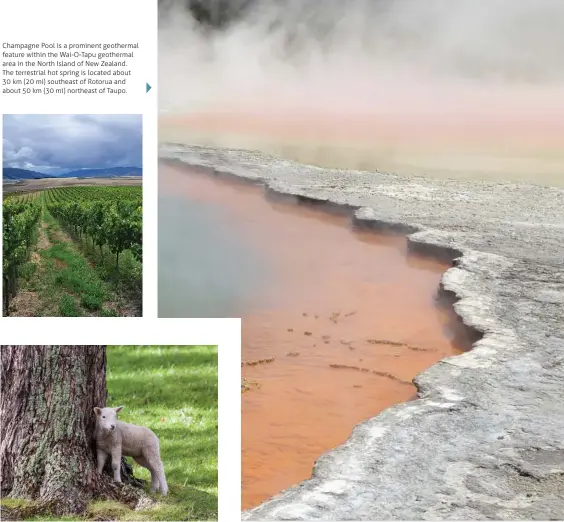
107,372,218,411
113,484,217,521
152,428,218,488
107,346,218,410
106,346,218,520
160,484,218,522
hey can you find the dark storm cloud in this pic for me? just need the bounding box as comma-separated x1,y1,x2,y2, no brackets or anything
2,114,142,174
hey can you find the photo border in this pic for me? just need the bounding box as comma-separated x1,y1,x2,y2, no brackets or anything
0,317,242,520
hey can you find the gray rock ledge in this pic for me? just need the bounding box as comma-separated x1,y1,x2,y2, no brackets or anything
160,143,564,520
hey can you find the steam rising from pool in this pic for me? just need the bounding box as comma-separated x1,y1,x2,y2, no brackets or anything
159,0,564,185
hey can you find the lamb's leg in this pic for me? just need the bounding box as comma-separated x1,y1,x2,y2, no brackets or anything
134,456,159,493
145,452,168,496
111,447,122,483
96,448,108,475
157,461,168,496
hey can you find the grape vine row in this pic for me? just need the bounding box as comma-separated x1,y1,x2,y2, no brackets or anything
3,194,41,314
45,187,142,266
3,186,142,315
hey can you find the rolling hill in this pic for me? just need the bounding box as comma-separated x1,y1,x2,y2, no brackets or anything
3,167,142,180
3,168,54,180
57,167,142,178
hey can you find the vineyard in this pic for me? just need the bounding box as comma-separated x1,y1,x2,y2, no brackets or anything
45,187,142,266
3,186,142,316
3,194,41,314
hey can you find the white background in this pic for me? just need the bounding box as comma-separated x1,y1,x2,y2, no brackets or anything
0,0,158,317
0,319,242,520
0,1,242,520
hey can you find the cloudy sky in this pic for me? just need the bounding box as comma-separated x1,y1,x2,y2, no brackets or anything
3,114,142,174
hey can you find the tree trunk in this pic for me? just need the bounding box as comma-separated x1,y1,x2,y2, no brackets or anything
0,346,144,516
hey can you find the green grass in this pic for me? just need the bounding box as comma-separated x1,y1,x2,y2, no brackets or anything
39,234,115,317
24,515,84,521
105,345,219,521
80,293,102,311
9,201,141,316
4,346,219,521
16,208,121,317
1,346,218,521
58,208,142,314
1,498,32,509
85,500,131,519
19,260,38,281
0,499,82,521
59,293,81,316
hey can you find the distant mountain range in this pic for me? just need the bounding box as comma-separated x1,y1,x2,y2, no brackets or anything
58,167,143,178
3,167,142,180
3,168,53,180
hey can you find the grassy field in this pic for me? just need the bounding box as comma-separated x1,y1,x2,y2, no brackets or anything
105,345,218,521
0,345,218,521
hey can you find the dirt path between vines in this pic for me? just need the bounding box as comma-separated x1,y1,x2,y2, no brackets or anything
8,211,124,317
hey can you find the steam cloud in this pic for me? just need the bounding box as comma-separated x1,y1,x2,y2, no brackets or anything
159,0,564,180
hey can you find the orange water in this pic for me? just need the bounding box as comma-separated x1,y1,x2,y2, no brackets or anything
160,162,471,509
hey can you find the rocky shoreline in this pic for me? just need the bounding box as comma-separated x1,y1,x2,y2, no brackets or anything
161,143,564,520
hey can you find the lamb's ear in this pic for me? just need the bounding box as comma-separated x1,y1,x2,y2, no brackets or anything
94,407,102,416
115,406,125,413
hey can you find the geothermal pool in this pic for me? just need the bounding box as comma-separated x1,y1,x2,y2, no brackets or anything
159,80,564,188
159,161,472,508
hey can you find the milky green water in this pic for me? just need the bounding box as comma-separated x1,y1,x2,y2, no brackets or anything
158,194,269,318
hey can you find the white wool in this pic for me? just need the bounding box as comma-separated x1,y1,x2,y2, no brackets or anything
94,406,168,496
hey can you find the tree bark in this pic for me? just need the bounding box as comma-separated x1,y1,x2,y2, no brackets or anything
0,345,144,516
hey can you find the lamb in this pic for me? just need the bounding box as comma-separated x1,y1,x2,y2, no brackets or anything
94,406,168,495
